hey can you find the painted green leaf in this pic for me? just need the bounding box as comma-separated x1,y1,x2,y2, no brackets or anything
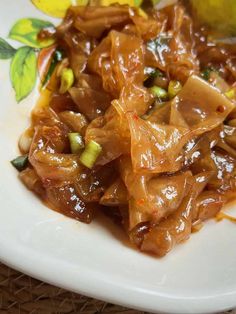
0,38,16,59
10,47,37,102
9,18,55,48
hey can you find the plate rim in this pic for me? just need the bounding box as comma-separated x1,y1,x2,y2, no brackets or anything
1,1,236,313
0,233,236,314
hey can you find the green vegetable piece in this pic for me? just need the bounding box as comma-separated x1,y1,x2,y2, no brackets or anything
9,18,55,48
168,80,182,99
150,86,168,100
55,50,63,61
144,67,164,88
59,68,74,94
43,49,63,86
225,88,235,99
68,132,84,154
201,67,214,81
80,140,102,169
0,38,16,59
201,69,210,81
11,155,28,171
10,46,37,102
144,67,156,77
144,67,163,78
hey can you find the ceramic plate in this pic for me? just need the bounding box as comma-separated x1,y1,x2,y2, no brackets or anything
1,1,236,313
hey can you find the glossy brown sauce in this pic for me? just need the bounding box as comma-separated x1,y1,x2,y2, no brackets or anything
18,1,236,257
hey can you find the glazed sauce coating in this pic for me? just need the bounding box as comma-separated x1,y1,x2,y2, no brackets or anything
18,1,236,257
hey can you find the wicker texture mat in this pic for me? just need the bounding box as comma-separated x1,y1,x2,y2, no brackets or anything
0,262,235,314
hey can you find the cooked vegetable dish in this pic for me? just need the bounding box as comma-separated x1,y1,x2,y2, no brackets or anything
12,0,236,256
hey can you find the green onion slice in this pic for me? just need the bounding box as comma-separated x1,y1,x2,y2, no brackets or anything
201,67,217,81
225,88,235,99
144,67,163,78
43,49,63,86
150,85,168,100
68,132,84,154
79,140,102,169
11,155,28,171
59,68,74,94
168,80,182,99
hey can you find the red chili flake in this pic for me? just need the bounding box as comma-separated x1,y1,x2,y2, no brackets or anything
133,114,139,121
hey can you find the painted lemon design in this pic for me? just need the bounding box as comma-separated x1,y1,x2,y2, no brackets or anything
190,0,236,36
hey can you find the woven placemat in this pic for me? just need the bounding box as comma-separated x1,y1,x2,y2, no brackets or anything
0,262,234,314
0,263,146,314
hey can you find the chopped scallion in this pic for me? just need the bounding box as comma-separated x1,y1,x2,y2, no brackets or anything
168,80,182,99
144,67,163,79
68,132,84,154
11,155,28,172
201,67,217,81
144,68,164,87
225,88,235,99
43,49,63,86
79,140,102,169
150,85,168,100
59,68,74,94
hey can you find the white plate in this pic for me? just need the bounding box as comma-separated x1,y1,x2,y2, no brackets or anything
1,2,236,313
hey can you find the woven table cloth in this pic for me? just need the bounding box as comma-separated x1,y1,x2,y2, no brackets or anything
0,262,235,314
